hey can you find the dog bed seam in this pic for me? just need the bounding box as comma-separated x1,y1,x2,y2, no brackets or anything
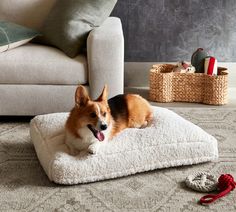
53,156,217,184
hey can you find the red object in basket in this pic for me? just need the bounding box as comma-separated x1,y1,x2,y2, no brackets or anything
204,56,218,76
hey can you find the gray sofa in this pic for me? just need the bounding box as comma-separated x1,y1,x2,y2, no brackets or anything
0,0,124,115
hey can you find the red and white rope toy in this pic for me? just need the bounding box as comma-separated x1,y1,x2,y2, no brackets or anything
185,172,236,204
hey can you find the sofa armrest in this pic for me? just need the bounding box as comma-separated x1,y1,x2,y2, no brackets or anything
87,17,124,99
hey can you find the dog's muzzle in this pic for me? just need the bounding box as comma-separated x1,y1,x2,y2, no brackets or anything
87,124,105,141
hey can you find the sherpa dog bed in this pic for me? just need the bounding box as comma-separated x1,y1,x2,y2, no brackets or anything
30,107,218,184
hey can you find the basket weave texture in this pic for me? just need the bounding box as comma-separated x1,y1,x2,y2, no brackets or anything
149,64,228,105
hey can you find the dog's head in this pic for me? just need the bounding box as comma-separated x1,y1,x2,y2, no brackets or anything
68,85,111,141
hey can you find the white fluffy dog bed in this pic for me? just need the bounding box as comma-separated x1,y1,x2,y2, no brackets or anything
30,107,218,184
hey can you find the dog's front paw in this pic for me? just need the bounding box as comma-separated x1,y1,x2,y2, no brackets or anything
66,144,79,156
88,143,100,154
69,147,80,156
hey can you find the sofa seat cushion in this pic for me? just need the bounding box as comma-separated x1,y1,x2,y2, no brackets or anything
30,106,218,184
0,43,88,85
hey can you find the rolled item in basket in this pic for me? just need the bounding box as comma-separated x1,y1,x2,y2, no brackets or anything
173,61,196,73
204,57,218,76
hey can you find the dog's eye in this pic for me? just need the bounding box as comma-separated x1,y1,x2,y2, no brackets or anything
90,112,96,118
103,112,106,117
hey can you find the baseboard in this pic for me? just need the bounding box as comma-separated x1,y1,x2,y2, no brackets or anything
124,62,236,88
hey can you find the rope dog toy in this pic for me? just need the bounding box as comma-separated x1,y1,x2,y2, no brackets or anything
200,174,236,204
185,172,218,192
185,172,236,204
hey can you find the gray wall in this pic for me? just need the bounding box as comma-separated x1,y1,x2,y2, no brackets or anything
111,0,236,62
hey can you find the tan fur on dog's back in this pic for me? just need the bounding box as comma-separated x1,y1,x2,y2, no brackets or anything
110,94,153,138
126,94,153,128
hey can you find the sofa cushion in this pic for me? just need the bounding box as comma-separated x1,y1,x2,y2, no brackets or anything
0,43,88,85
0,21,40,53
36,0,117,57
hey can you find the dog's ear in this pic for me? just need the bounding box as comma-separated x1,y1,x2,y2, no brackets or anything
97,84,108,102
75,85,90,107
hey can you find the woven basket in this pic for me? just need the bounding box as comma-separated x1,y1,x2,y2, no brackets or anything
149,64,228,105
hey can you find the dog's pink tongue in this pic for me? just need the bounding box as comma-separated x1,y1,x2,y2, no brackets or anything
96,131,104,141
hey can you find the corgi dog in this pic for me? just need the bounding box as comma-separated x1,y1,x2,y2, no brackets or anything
65,85,153,155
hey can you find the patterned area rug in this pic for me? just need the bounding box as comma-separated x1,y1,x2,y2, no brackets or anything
0,108,236,212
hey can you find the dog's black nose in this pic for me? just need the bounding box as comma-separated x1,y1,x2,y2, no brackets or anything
100,124,107,131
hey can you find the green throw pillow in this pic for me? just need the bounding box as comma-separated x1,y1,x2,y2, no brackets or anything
0,21,40,53
36,0,117,58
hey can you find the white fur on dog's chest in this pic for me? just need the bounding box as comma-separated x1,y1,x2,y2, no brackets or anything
65,127,95,151
79,127,95,142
